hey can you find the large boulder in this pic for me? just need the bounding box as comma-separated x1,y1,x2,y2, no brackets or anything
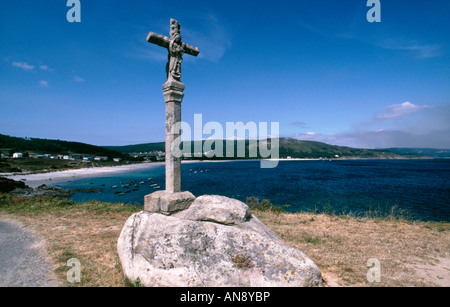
117,194,322,287
174,195,251,225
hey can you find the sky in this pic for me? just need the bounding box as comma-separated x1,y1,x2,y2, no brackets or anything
1,0,449,148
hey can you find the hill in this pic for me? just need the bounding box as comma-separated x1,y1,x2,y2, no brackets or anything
104,137,418,159
381,148,450,158
277,138,404,159
105,142,165,154
0,134,124,158
1,133,431,161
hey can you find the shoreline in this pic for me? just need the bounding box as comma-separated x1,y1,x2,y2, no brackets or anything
2,157,438,189
1,160,241,188
3,162,164,188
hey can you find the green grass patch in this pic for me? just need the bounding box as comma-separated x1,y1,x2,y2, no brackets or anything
301,232,322,244
246,197,287,214
0,193,142,215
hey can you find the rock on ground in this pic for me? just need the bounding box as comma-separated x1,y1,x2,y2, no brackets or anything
118,194,322,287
13,186,72,198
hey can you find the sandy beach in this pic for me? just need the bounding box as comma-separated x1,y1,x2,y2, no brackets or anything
4,162,164,188
2,160,255,189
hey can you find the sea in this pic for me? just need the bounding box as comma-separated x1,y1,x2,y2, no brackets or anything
54,159,450,222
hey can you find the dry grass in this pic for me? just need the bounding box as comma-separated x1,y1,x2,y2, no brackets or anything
0,195,449,287
0,209,133,286
256,211,450,287
0,195,140,286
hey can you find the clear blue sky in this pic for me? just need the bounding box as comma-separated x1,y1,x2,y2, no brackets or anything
1,0,449,148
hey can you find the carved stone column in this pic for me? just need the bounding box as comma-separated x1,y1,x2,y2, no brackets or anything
163,80,185,193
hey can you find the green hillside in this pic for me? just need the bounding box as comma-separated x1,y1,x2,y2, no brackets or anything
105,142,165,154
0,134,124,158
277,138,392,158
104,137,414,159
381,148,450,158
1,133,429,161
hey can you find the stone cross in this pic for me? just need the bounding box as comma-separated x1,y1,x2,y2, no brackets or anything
147,19,200,193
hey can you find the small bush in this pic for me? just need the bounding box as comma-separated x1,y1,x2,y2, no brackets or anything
246,197,286,214
124,277,144,287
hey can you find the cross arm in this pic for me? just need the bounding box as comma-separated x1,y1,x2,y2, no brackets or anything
184,43,200,57
147,32,170,49
147,32,200,57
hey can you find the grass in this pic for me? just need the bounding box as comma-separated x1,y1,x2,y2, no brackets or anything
297,202,416,221
246,197,417,222
0,194,449,287
0,194,141,287
255,211,450,286
246,197,288,214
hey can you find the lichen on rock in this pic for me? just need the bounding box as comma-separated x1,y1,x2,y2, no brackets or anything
117,193,322,287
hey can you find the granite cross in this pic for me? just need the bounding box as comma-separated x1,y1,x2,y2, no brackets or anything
147,19,200,193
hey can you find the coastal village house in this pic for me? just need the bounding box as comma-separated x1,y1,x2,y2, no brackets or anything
3,153,117,162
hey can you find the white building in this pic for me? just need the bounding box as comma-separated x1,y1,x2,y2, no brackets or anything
13,153,23,158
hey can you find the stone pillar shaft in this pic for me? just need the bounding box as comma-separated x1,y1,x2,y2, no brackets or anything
163,80,185,193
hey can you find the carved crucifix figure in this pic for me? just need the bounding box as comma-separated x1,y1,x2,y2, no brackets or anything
147,19,200,193
147,19,200,83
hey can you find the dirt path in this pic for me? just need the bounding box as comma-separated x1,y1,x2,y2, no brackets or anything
0,219,59,287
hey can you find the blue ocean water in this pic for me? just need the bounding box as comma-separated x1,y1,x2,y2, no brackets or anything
54,159,450,222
